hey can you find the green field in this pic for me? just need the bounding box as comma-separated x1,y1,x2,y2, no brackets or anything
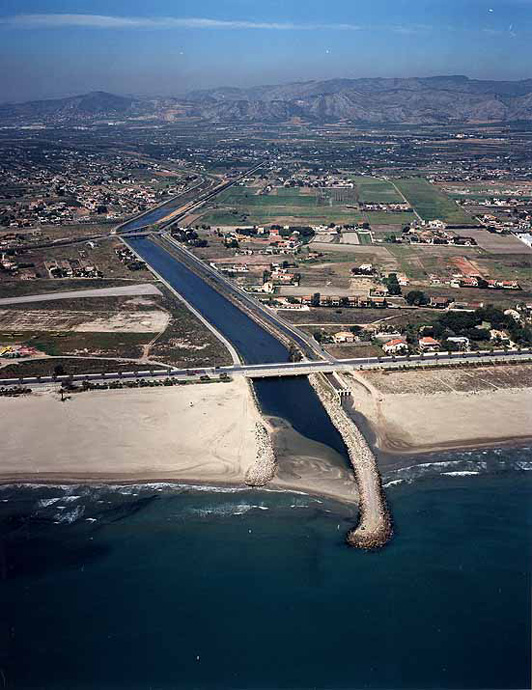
200,186,365,225
357,231,373,245
200,185,413,227
394,178,474,224
350,176,403,203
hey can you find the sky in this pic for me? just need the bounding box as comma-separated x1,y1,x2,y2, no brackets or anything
0,0,531,102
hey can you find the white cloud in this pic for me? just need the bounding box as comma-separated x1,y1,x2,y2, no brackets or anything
0,14,364,31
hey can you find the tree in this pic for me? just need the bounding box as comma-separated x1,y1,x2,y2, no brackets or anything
53,363,65,377
405,290,429,306
384,273,401,296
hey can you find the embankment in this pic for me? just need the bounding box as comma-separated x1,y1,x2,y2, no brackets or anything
245,379,277,486
309,372,392,549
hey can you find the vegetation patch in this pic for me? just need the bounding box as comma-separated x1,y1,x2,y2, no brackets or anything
394,178,474,224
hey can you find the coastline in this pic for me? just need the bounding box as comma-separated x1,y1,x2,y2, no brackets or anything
0,380,356,505
1,367,531,504
0,379,265,488
346,367,532,459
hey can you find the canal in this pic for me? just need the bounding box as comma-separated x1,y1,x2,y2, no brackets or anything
126,236,350,461
119,181,209,232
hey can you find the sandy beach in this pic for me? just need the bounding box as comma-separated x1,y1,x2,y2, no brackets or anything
0,379,357,503
347,366,532,455
2,364,531,500
0,379,263,485
267,416,358,503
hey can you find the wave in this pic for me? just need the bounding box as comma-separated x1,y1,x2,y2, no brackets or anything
442,471,480,477
37,497,62,508
53,505,85,524
189,502,269,518
394,459,488,474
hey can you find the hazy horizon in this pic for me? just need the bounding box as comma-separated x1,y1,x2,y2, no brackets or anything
3,71,532,106
1,0,531,102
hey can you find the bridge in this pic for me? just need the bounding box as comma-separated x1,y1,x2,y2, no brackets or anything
2,348,531,388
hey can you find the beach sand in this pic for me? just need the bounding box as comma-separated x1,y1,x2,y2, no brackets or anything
0,379,262,485
347,368,532,455
267,416,358,503
0,380,358,503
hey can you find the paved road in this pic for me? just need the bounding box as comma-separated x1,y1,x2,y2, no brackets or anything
159,161,267,229
0,284,162,306
3,348,531,386
114,177,212,233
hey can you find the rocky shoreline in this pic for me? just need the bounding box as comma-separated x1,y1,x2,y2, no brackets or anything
244,380,277,487
309,372,393,549
245,422,277,486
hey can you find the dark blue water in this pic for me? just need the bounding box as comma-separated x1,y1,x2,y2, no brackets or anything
127,236,349,460
0,458,530,689
127,236,288,366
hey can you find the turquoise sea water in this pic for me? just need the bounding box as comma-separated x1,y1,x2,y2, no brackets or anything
0,448,530,690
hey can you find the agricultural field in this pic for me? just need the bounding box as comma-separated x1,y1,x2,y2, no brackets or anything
454,229,532,255
349,176,404,203
394,178,474,224
282,307,401,326
199,186,363,225
437,180,532,202
198,185,414,227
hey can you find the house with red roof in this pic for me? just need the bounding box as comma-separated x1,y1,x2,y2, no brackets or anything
419,336,441,352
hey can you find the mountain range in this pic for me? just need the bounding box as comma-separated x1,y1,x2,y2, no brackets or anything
2,76,532,126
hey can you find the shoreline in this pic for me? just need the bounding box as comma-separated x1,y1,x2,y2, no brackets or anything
346,367,532,460
1,369,530,508
0,474,360,510
376,433,532,458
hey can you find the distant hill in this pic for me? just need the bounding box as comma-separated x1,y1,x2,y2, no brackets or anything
0,91,140,124
186,75,532,124
2,76,532,126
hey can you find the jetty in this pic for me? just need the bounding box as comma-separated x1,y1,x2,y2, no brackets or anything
309,372,392,549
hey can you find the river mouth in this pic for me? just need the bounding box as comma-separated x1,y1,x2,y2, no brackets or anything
126,236,355,481
265,415,358,504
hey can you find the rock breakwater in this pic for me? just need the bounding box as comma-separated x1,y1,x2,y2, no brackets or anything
309,373,392,549
245,422,277,487
245,380,277,487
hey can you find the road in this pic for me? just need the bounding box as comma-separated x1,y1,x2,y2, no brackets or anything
115,176,214,233
3,348,531,387
158,161,267,229
0,284,162,306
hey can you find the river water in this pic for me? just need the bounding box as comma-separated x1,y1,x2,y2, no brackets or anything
126,236,350,459
118,187,206,233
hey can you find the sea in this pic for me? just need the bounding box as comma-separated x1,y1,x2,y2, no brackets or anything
1,446,530,690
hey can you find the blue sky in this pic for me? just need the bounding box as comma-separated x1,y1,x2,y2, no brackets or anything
0,0,531,101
